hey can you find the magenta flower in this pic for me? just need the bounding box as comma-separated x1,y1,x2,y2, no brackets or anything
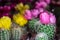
39,0,50,4
38,8,44,13
26,0,33,2
2,13,10,16
10,3,16,9
40,12,50,24
18,0,32,3
3,6,11,13
49,13,56,24
45,0,50,4
0,6,3,13
31,9,39,17
35,1,47,8
24,10,32,20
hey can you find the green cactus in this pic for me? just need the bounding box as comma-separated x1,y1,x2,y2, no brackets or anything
29,18,55,40
12,22,27,40
0,29,10,40
12,27,22,40
40,24,55,40
28,19,39,32
34,21,55,40
35,33,48,40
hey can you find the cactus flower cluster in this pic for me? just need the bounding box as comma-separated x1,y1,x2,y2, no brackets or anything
0,0,56,40
15,3,29,14
0,16,12,30
13,14,28,27
40,12,56,24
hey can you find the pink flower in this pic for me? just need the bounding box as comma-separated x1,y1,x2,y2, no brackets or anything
38,8,44,13
45,0,50,4
18,0,33,3
35,2,40,8
39,0,50,4
35,1,47,8
40,12,50,24
24,10,32,20
49,13,56,24
31,9,39,17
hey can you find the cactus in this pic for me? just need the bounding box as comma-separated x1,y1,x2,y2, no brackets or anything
34,21,56,40
29,18,55,40
35,33,48,40
11,22,27,40
12,27,22,40
39,24,55,40
28,19,39,32
0,29,10,40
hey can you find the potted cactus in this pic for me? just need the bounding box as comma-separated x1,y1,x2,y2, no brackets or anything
0,16,12,40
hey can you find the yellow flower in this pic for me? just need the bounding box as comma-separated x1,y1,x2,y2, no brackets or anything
24,4,29,10
13,14,28,27
15,3,29,14
0,16,12,30
0,21,2,29
15,3,24,11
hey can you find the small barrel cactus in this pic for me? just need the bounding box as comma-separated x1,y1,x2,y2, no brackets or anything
11,22,27,40
29,18,56,40
0,16,12,40
34,21,56,40
35,32,48,40
28,19,39,32
12,27,22,40
41,24,55,40
0,29,10,40
34,21,42,33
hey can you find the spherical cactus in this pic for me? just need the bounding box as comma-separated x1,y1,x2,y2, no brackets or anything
35,32,48,40
0,16,11,40
28,19,39,32
36,24,55,40
0,29,11,40
42,25,55,40
11,22,27,40
11,26,22,40
34,21,43,33
33,20,56,40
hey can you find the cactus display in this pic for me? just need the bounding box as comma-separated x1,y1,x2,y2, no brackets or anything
0,0,56,40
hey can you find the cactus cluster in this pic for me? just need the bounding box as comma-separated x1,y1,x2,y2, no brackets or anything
29,19,56,40
0,0,56,40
